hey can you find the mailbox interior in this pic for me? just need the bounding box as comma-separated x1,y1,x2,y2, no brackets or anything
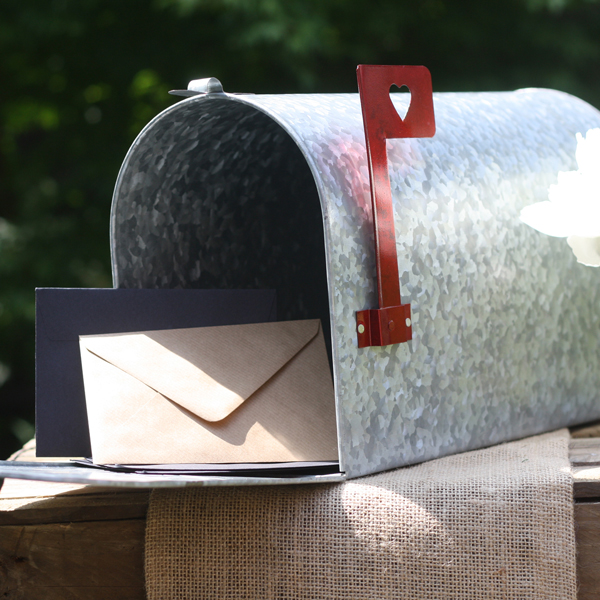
111,97,333,362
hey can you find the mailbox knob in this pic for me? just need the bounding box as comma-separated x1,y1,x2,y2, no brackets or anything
187,77,224,94
170,77,225,98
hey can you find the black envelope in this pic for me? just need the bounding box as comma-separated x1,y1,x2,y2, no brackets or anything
35,288,277,457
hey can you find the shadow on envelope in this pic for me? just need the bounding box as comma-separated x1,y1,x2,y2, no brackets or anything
79,320,339,464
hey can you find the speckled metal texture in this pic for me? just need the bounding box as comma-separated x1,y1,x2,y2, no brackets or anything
111,88,600,480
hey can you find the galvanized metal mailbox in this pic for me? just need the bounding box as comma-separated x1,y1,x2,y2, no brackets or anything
109,66,600,480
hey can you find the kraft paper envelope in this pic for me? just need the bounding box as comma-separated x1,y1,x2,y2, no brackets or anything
79,319,339,464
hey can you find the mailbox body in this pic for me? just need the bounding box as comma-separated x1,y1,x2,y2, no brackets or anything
111,89,600,479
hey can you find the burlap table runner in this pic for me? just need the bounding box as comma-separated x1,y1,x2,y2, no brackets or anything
145,429,575,600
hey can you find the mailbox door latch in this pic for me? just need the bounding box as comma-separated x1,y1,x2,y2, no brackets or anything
169,77,254,98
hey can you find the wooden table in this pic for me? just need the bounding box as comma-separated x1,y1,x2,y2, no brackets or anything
0,438,598,600
571,436,600,598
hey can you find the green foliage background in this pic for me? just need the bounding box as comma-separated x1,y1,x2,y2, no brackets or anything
1,0,600,458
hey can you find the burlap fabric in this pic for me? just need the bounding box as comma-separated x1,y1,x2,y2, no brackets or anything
145,429,575,600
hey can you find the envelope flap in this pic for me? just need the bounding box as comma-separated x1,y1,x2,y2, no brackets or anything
80,319,321,422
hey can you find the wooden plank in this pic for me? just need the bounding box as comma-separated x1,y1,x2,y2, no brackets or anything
0,440,148,598
0,490,150,526
571,421,600,439
572,438,600,599
576,502,600,600
0,477,107,499
572,439,600,499
1,437,106,500
570,438,600,465
570,438,600,500
0,439,151,525
0,519,145,600
573,465,600,499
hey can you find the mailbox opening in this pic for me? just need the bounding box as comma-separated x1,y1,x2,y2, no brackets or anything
111,98,332,361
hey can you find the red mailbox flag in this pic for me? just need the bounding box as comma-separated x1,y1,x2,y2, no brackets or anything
356,65,435,348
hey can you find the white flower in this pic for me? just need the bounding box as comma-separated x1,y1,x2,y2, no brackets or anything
520,127,600,266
